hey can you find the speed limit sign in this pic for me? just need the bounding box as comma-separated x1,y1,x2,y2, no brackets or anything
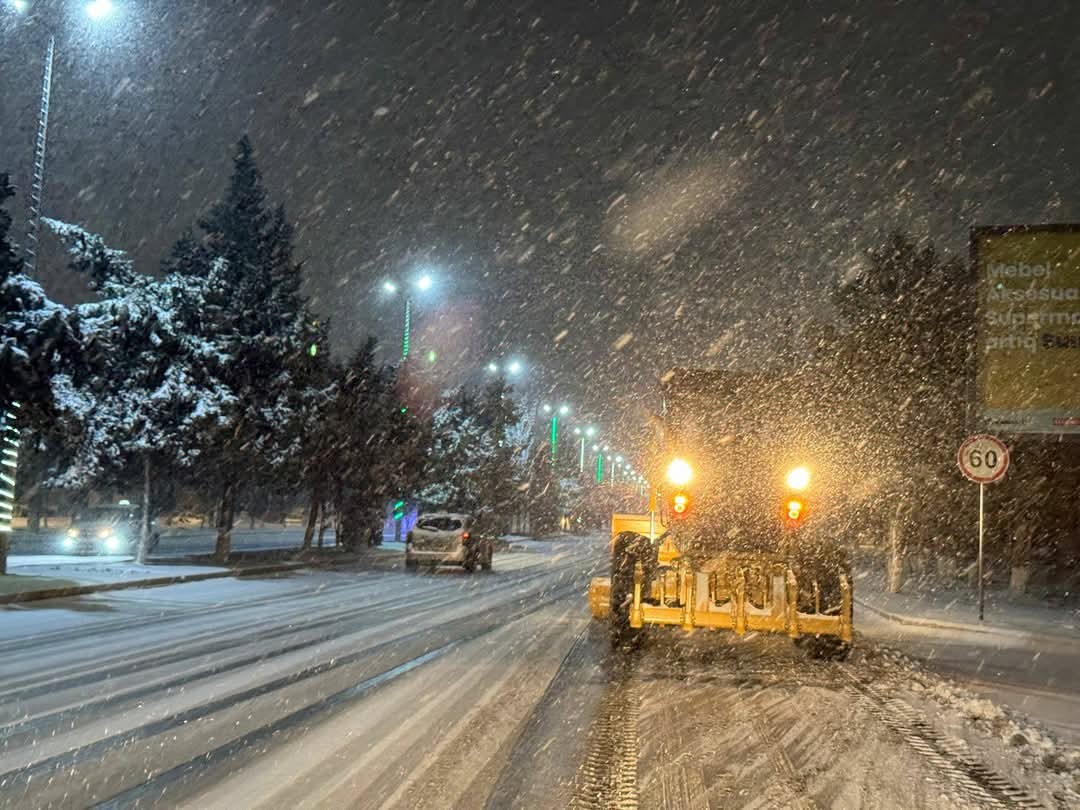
957,435,1010,484
958,434,1009,622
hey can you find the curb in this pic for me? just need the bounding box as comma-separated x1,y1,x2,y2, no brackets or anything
855,597,1080,649
0,561,309,605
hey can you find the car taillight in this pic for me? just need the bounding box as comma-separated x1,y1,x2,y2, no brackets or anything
462,531,470,541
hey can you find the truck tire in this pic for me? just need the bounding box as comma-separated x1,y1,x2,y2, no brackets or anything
610,531,652,649
796,635,851,660
405,555,418,571
793,555,852,661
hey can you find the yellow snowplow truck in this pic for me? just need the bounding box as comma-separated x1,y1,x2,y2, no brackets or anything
588,369,854,658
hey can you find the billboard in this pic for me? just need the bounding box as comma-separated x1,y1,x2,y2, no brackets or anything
973,225,1080,434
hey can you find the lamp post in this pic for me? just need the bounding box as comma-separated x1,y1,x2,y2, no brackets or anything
2,0,120,542
8,0,118,276
574,425,595,474
381,272,434,361
541,403,569,462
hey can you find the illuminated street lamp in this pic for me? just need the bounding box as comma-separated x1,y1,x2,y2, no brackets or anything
6,0,122,276
486,359,524,377
2,0,123,541
574,425,596,474
540,402,570,461
380,272,436,360
86,0,115,20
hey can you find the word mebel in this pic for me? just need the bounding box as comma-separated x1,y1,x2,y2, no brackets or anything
987,262,1052,279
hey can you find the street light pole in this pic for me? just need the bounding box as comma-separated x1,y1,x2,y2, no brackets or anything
3,24,55,540
2,0,118,542
24,32,54,278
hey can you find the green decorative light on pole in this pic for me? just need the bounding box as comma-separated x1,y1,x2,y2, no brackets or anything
545,403,569,461
382,272,434,362
574,425,596,474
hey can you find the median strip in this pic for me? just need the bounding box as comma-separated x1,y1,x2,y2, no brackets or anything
0,561,308,605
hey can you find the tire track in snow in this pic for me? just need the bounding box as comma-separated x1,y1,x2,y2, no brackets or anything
748,710,818,810
568,653,640,810
352,603,586,809
0,567,586,805
83,581,585,810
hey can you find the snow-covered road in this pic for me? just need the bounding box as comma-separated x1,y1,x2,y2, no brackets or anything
0,539,1076,809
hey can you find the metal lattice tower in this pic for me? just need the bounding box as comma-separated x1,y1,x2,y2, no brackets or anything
24,34,55,278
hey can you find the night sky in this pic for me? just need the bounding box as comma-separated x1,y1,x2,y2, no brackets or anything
2,0,1078,431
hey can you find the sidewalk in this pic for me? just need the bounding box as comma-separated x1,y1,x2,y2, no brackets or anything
854,567,1080,647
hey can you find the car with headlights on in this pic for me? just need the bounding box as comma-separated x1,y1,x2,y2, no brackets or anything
61,503,153,555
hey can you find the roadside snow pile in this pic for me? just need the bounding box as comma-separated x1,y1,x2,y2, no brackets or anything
866,645,1080,805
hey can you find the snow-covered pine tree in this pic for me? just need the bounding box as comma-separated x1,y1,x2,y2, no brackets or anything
473,376,522,535
45,219,234,563
526,440,561,536
188,136,314,560
0,174,76,573
0,174,73,420
417,388,494,515
328,339,420,550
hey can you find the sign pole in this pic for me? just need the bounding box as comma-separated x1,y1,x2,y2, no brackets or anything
957,434,1009,623
977,482,985,621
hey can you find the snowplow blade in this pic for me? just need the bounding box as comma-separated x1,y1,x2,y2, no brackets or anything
627,558,853,643
594,541,853,644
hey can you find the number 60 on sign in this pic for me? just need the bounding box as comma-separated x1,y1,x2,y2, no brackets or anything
957,434,1010,484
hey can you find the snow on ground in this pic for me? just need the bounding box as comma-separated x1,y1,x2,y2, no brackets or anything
3,536,1077,809
851,643,1080,807
5,558,228,585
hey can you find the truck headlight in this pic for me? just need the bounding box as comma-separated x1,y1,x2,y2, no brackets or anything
666,458,693,486
66,527,80,538
97,526,113,539
105,536,121,552
62,536,75,550
785,466,811,491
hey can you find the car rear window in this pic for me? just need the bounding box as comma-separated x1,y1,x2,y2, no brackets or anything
417,518,463,531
